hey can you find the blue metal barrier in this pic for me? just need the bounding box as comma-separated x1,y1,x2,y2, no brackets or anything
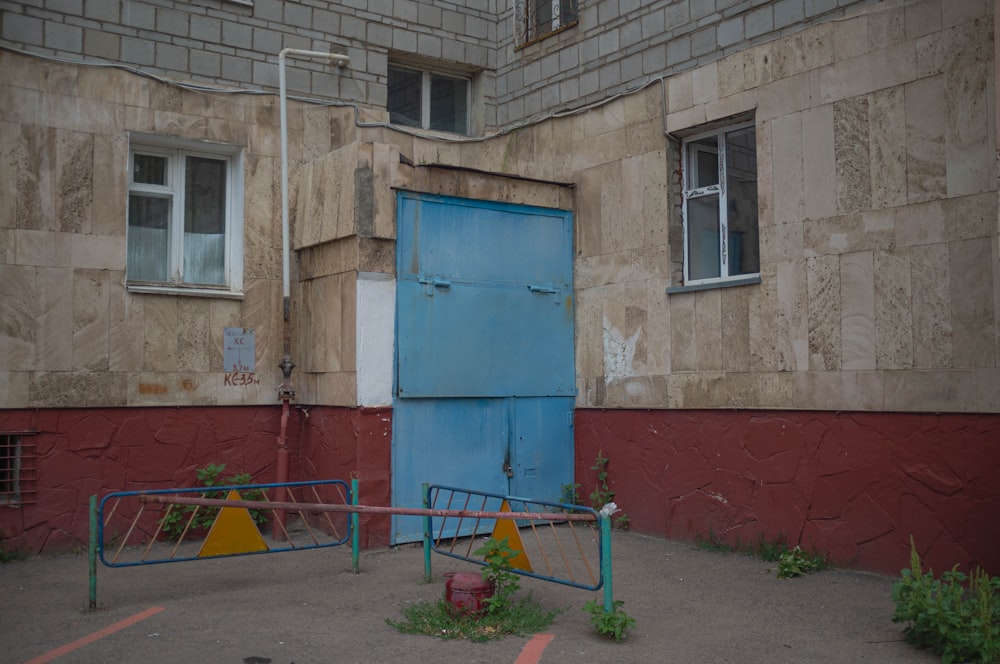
97,479,351,568
423,484,605,592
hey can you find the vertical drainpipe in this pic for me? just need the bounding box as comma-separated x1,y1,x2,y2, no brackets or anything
275,48,351,539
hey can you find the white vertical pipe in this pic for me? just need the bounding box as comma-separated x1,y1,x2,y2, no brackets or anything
274,49,350,507
278,48,350,312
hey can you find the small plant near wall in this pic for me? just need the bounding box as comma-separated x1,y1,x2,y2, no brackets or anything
892,538,1000,664
583,599,636,641
588,450,615,506
776,545,829,579
0,529,28,563
559,481,581,507
474,536,522,615
560,453,629,528
694,531,829,579
159,463,267,540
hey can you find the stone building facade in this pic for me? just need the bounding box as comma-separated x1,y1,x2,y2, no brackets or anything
1,0,998,575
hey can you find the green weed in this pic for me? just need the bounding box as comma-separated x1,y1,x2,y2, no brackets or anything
776,545,829,579
158,463,267,540
755,533,789,562
695,529,736,554
0,540,28,563
695,531,828,579
473,536,522,615
587,451,629,529
892,538,1000,664
583,598,636,641
387,595,556,642
387,536,557,641
559,482,581,507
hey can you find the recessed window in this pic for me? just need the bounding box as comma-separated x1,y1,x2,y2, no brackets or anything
387,63,470,135
127,136,244,296
680,121,760,286
516,0,579,45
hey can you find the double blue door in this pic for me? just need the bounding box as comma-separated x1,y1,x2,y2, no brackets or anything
392,192,575,543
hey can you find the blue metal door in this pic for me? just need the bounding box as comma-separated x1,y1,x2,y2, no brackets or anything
392,192,575,543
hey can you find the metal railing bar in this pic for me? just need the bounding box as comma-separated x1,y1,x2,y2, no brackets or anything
569,521,599,586
527,518,555,578
111,503,145,565
309,484,342,541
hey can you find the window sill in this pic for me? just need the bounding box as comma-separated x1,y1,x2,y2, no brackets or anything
666,275,761,295
516,21,579,50
127,284,244,300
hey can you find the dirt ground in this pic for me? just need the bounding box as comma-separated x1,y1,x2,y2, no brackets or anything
0,530,935,663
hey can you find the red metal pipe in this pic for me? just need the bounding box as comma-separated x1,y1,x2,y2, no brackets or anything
273,398,290,540
139,494,596,522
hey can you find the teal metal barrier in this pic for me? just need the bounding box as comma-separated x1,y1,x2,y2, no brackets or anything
421,484,609,603
89,480,617,612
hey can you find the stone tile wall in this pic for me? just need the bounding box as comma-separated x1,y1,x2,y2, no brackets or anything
0,48,355,409
1,0,881,133
1,0,997,415
566,0,999,412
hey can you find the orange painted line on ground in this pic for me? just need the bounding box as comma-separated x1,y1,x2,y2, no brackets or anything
514,633,555,664
23,606,165,664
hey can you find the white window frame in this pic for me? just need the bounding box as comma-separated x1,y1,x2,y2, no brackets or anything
387,63,472,136
126,134,244,298
680,120,759,288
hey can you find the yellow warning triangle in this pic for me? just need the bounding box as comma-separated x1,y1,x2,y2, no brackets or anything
198,490,270,558
490,500,532,572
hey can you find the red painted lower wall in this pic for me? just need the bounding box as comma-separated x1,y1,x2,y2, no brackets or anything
0,406,393,554
574,409,1000,576
3,405,997,578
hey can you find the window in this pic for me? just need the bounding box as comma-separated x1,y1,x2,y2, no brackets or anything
127,136,244,295
387,63,470,135
516,0,579,45
1,433,36,507
680,122,760,286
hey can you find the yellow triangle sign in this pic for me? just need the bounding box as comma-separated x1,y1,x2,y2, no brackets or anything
490,500,532,572
198,490,270,558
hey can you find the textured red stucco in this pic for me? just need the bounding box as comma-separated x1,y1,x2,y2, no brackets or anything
3,406,996,578
0,406,393,554
574,409,1000,576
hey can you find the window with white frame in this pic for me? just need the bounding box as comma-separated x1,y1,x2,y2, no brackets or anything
127,136,244,295
387,63,471,135
516,0,579,45
681,121,760,286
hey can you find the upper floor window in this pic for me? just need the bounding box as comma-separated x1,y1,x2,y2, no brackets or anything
681,121,760,286
127,135,244,296
516,0,579,46
388,63,470,135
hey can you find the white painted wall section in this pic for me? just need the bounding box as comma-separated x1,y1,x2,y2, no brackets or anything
357,272,395,407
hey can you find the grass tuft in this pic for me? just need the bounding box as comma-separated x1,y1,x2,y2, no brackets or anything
387,596,557,642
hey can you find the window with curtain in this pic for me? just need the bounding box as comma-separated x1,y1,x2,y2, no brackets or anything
127,137,243,295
